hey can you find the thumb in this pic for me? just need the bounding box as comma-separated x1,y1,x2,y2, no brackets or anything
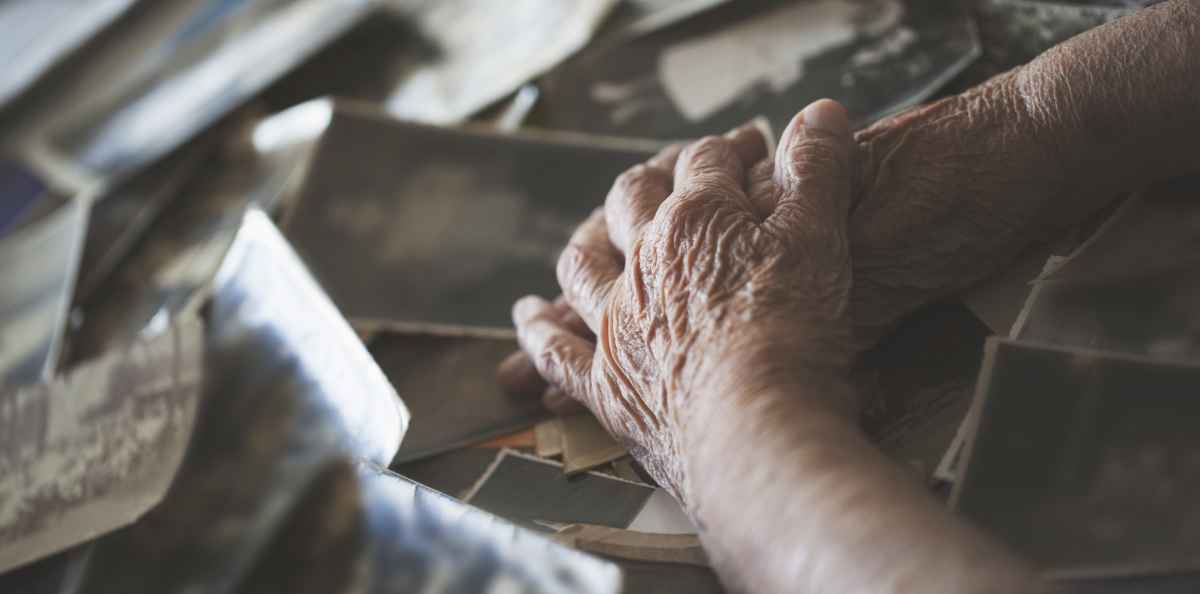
766,99,853,235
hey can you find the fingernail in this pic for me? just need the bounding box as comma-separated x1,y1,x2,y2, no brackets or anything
801,99,849,136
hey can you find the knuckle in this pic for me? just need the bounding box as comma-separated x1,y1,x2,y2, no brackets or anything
541,334,576,360
649,143,685,169
656,193,710,232
687,175,738,197
684,136,731,164
610,166,671,228
612,164,668,200
556,244,587,287
557,243,613,311
613,165,647,194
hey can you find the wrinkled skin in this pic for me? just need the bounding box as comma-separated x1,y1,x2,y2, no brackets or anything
498,73,1078,419
511,102,1047,594
852,0,1200,341
503,3,1200,593
502,0,1200,407
848,69,1067,342
497,72,1072,418
512,108,855,496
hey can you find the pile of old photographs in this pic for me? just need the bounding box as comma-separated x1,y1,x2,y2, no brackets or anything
6,1,1193,593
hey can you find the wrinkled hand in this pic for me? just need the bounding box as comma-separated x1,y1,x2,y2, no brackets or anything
502,52,1167,463
500,77,1071,421
507,12,1200,406
507,101,856,497
500,72,1087,419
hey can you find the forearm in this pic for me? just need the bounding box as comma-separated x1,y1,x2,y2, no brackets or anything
1016,0,1200,203
858,0,1200,225
681,377,1046,594
848,0,1200,338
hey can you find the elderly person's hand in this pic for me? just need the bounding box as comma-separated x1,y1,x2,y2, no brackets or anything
510,101,855,497
497,5,1199,592
513,101,1048,594
502,2,1200,416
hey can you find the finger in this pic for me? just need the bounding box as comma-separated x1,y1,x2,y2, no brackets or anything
550,295,593,339
496,350,546,397
746,159,778,220
513,295,597,408
674,135,748,196
647,142,684,169
557,209,621,332
542,386,586,415
605,160,672,254
767,99,854,234
724,120,770,171
498,296,593,398
605,143,682,254
673,122,767,191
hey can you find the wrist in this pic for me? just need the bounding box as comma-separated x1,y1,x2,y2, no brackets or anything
679,374,1048,594
691,326,859,412
675,364,859,502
